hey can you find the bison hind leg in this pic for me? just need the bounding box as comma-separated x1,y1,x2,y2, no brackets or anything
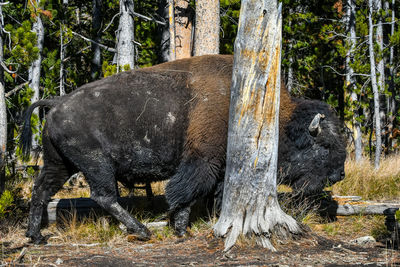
166,156,220,236
26,162,70,244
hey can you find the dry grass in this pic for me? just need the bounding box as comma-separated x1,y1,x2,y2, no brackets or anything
332,155,400,200
47,211,126,245
309,214,389,241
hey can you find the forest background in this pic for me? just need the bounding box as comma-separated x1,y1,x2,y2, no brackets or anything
0,0,399,195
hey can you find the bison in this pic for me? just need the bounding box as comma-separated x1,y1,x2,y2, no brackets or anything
21,55,346,243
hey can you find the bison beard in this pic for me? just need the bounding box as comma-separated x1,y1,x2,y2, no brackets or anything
21,55,346,243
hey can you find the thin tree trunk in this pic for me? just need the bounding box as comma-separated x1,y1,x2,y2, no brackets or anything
375,0,386,155
117,0,135,70
0,1,6,194
346,0,362,161
193,0,219,56
59,24,65,96
158,0,170,62
286,10,293,93
28,15,44,147
91,0,102,80
369,0,382,168
387,0,396,151
168,0,176,60
213,0,301,251
175,0,192,59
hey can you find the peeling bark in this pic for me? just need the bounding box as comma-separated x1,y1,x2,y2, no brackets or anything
213,0,301,251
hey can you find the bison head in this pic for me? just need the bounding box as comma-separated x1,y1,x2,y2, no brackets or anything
278,99,346,195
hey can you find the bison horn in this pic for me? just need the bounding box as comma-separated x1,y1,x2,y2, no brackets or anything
308,113,325,136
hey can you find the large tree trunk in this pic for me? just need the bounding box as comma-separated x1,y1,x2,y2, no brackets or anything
175,0,192,59
28,15,44,147
193,0,219,56
346,0,362,161
213,0,301,251
0,3,5,194
117,0,135,70
369,0,382,169
91,0,103,80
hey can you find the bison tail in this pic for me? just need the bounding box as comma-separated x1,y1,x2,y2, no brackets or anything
20,99,59,159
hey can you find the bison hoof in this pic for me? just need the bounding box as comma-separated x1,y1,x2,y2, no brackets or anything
128,227,152,241
26,231,46,244
175,227,188,237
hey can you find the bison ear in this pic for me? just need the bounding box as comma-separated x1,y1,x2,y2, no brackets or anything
308,113,325,137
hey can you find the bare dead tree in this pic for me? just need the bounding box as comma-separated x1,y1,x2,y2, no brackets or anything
193,0,219,56
369,0,382,168
28,11,44,145
213,0,302,251
346,0,363,161
116,0,135,70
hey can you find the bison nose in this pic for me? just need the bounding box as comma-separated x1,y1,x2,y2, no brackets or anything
340,171,345,179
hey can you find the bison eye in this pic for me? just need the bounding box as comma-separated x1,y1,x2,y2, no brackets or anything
322,143,330,149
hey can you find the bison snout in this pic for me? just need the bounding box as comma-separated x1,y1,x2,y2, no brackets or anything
329,170,345,184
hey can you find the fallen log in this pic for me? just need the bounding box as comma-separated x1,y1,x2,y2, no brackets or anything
44,195,400,225
336,202,400,216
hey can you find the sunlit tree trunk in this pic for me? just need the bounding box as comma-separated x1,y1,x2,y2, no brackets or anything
117,0,135,70
369,0,382,168
374,0,386,155
168,0,176,60
59,23,65,96
193,0,219,56
28,15,44,147
175,0,192,59
346,0,362,161
213,0,301,251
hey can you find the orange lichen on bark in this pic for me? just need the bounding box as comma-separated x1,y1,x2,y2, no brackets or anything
262,45,280,125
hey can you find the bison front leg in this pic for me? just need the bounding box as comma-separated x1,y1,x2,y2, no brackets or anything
166,157,219,236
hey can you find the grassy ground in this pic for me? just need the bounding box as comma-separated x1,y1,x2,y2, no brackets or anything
1,154,400,263
332,155,400,200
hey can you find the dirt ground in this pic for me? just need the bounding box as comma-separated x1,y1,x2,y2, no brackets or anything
2,228,399,266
